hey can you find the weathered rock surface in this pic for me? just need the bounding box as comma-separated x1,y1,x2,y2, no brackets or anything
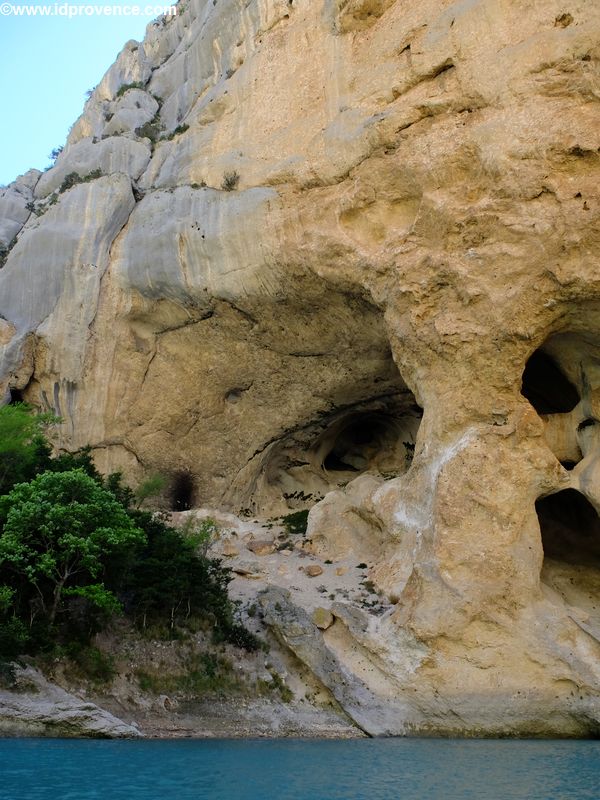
34,137,151,199
2,0,600,736
0,665,141,738
0,170,39,252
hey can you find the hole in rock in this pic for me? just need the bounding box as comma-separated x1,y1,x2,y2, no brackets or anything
321,413,402,474
154,277,423,518
537,489,600,568
521,331,600,469
560,461,577,471
9,388,23,404
249,394,422,514
521,350,580,415
170,471,195,511
225,388,245,404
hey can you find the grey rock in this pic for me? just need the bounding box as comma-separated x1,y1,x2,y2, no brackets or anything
0,665,142,738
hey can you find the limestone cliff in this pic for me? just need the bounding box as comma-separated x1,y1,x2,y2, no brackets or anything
2,0,600,735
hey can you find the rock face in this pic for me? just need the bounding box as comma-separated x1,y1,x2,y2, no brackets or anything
2,0,600,735
0,665,141,738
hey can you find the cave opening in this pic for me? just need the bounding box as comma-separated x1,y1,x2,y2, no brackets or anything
321,413,402,474
521,350,580,415
9,388,23,404
519,334,600,469
246,395,422,515
170,471,195,511
536,489,600,568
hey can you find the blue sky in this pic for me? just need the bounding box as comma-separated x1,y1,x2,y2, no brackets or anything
0,2,165,186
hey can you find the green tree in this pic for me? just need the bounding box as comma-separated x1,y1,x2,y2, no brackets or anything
125,513,226,629
133,473,166,508
0,585,28,658
0,469,145,626
0,403,57,495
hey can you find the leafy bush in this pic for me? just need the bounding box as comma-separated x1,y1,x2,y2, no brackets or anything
221,171,240,191
216,621,261,652
116,81,146,98
64,643,115,684
124,513,226,629
165,123,189,140
58,169,103,194
0,615,29,660
0,403,57,495
281,509,309,535
135,122,160,142
134,473,166,508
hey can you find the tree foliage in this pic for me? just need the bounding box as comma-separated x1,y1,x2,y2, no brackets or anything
0,469,144,625
0,404,259,658
0,403,56,495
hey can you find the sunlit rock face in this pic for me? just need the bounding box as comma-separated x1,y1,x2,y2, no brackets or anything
2,0,600,735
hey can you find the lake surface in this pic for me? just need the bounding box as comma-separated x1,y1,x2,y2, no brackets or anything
0,738,599,800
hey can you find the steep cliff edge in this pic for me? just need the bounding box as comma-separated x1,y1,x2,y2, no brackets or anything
2,0,600,735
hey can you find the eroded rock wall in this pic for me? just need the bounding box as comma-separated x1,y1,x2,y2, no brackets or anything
2,0,600,734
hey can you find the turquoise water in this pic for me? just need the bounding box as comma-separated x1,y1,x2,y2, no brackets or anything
0,738,599,800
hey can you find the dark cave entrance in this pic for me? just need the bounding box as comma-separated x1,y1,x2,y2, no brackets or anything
9,388,23,404
520,334,594,468
247,394,422,514
170,471,195,511
536,489,600,568
321,413,404,474
521,350,580,416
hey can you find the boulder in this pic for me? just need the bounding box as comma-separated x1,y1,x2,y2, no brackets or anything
247,540,276,556
312,607,335,630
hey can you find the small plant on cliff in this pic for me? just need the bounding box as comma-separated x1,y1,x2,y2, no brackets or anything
48,146,63,163
133,474,166,508
281,509,309,535
221,171,240,191
115,81,146,98
58,169,103,194
0,237,17,269
135,121,163,143
165,123,189,141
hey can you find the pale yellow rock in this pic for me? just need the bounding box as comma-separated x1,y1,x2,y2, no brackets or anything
305,565,324,578
0,320,15,347
247,540,276,556
221,539,239,557
307,474,386,561
312,607,335,630
232,561,263,578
